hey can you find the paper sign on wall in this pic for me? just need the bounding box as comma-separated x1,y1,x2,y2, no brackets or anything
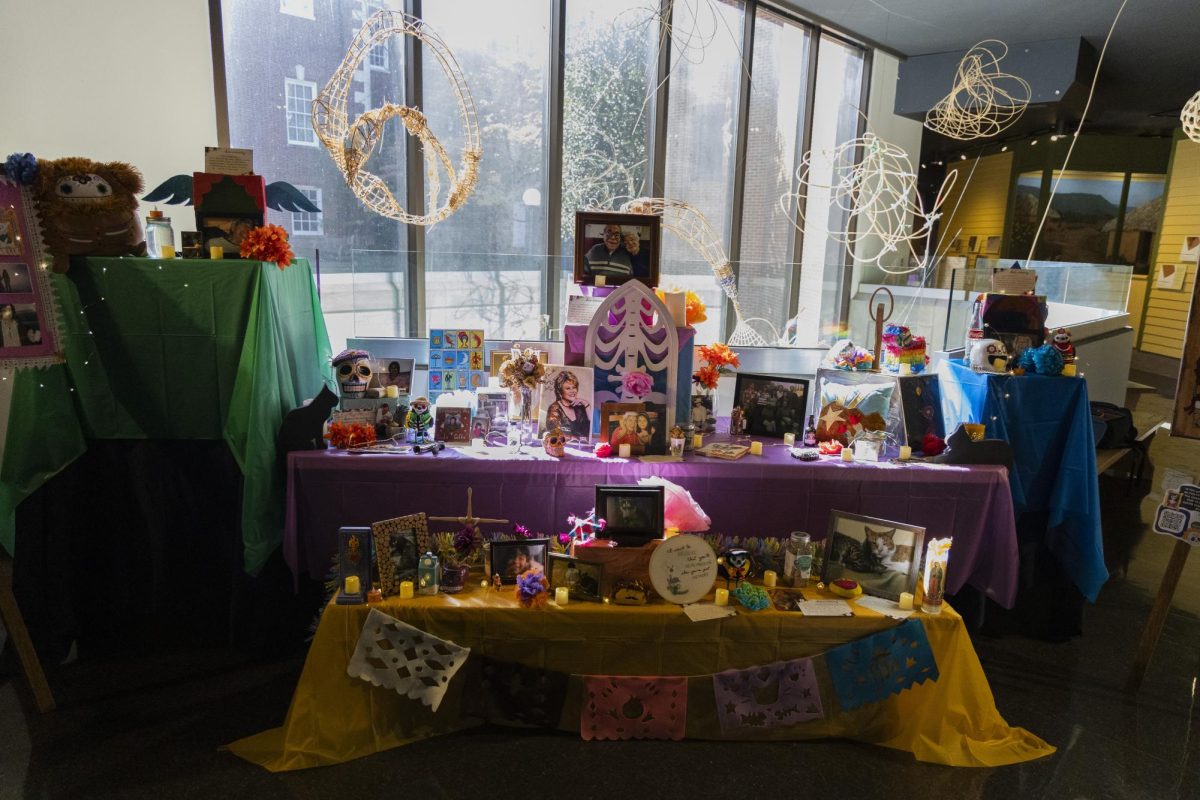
1153,483,1200,545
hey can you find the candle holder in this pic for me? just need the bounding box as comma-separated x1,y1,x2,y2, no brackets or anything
922,538,951,614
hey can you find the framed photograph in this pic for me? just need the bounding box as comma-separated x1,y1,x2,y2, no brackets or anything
435,406,471,446
373,357,414,394
967,235,979,253
985,235,1001,254
596,484,664,546
547,552,604,602
489,347,547,377
601,401,666,455
477,389,510,431
821,511,925,601
732,373,810,439
573,210,661,288
197,214,261,258
371,512,429,595
180,231,203,259
1181,235,1200,263
0,263,32,294
470,415,490,440
538,364,594,441
490,538,549,584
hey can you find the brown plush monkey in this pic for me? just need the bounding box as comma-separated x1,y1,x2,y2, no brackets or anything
33,157,146,272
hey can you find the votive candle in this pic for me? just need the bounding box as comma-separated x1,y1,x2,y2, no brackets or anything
385,385,399,399
899,445,912,461
343,575,360,594
841,448,854,462
595,275,607,287
555,587,570,605
715,588,730,606
398,580,414,599
783,433,796,446
693,433,704,449
898,592,914,610
209,245,224,260
618,443,632,458
899,363,913,376
749,441,763,456
763,570,777,588
160,244,176,259
1062,363,1077,377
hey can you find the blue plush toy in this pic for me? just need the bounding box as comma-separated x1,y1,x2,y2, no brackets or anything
1019,343,1064,376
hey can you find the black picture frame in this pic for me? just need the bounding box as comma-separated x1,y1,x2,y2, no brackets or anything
820,510,925,601
595,484,664,546
547,552,605,602
489,538,550,584
732,373,810,439
573,210,661,288
196,212,263,259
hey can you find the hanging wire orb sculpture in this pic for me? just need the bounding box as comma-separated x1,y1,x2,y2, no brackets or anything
619,197,769,346
780,132,957,274
1182,90,1200,144
924,40,1031,141
312,10,481,225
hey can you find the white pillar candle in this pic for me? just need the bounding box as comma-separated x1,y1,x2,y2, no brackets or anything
899,363,913,376
763,570,777,588
898,592,914,610
749,441,763,456
693,433,704,449
715,588,730,606
343,575,360,594
595,276,607,287
841,448,854,462
618,443,632,458
398,581,414,599
663,291,687,327
899,445,912,461
783,433,796,446
385,385,400,399
555,587,569,605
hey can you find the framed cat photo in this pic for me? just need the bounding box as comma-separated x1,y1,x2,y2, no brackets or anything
372,512,430,596
821,511,925,601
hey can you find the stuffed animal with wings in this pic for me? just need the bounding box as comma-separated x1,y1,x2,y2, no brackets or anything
142,175,321,214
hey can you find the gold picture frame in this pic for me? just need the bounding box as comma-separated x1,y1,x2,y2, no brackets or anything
372,512,430,595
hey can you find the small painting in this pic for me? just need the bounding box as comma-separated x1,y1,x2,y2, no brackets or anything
1157,263,1186,291
435,406,471,446
1180,235,1200,263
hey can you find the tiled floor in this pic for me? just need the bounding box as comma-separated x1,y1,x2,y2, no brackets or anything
3,395,1200,799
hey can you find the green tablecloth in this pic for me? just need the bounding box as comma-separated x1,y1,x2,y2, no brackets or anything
0,256,333,574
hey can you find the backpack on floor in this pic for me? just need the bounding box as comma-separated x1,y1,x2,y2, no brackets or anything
1090,401,1137,449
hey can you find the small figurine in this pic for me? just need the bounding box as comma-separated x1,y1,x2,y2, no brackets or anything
968,339,1009,373
542,426,566,457
406,396,434,443
612,579,649,605
669,425,685,457
493,573,502,591
729,406,745,436
717,548,753,588
1050,327,1075,364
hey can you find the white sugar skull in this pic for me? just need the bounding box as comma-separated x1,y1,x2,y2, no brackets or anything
969,338,1008,373
333,349,373,400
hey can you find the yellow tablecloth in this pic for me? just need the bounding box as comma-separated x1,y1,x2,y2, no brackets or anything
226,586,1053,770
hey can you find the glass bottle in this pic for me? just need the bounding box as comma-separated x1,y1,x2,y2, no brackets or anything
145,209,175,259
964,293,985,362
802,414,818,447
783,532,813,587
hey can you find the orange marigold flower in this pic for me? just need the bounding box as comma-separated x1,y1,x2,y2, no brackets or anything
240,223,295,269
693,364,721,390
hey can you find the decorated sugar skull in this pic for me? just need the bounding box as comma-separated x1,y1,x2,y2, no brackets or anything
969,338,1009,373
1050,327,1075,362
332,348,373,400
542,426,566,457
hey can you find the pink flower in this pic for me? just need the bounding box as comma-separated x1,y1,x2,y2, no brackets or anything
622,370,653,399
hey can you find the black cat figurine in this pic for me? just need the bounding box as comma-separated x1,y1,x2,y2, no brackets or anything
277,385,339,456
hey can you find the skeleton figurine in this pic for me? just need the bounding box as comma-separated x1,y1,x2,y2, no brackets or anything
969,339,1009,373
405,396,434,443
332,349,373,402
542,426,566,457
1050,327,1075,364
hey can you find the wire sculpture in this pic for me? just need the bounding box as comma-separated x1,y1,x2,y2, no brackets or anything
312,10,481,225
780,132,958,275
619,197,769,346
1182,90,1200,145
924,40,1031,141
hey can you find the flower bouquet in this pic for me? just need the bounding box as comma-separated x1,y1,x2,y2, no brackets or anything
691,343,740,434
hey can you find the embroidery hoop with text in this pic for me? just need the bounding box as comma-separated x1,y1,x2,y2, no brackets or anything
312,10,481,225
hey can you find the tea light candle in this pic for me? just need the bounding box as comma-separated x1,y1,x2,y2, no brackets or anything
367,588,383,603
898,592,914,610
398,580,414,599
618,443,632,458
343,575,360,595
161,244,176,259
899,445,912,461
385,385,399,399
1062,363,1077,377
715,588,730,606
555,587,570,605
841,448,854,462
749,441,763,456
693,433,704,449
209,245,224,260
763,570,777,588
595,276,607,287
899,363,913,376
783,432,796,446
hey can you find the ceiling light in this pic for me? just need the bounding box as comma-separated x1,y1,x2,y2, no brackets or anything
1030,139,1038,146
960,154,967,160
1001,145,1008,151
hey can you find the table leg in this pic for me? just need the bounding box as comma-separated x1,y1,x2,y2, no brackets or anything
0,555,56,712
1126,538,1192,693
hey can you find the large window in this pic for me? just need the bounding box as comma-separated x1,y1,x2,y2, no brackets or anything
223,0,870,349
291,186,323,235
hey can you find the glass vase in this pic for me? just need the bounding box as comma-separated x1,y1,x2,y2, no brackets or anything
691,386,717,434
507,385,534,450
440,563,470,594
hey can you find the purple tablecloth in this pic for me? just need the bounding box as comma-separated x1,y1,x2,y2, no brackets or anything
283,442,1020,607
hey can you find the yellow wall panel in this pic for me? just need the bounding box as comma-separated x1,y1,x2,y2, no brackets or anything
1141,138,1200,358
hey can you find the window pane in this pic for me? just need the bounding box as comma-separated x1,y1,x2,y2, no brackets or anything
561,0,658,321
420,1,550,340
661,0,746,344
223,0,409,350
797,35,864,345
737,8,810,342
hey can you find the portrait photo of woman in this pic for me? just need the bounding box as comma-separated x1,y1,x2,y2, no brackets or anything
542,367,593,440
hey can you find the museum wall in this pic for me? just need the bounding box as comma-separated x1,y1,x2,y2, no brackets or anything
1141,134,1200,358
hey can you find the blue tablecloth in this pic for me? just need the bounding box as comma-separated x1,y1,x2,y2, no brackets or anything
938,360,1106,602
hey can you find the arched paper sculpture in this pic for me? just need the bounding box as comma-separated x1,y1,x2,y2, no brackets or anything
584,280,678,433
620,197,768,346
312,10,481,225
924,40,1031,141
1182,90,1200,144
782,133,957,274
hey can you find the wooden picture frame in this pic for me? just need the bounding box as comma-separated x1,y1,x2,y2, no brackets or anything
573,210,661,288
547,552,605,602
732,373,810,439
435,406,472,446
596,484,664,546
371,513,429,596
821,511,925,602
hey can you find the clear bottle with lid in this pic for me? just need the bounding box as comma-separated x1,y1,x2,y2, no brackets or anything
783,531,813,586
145,209,175,259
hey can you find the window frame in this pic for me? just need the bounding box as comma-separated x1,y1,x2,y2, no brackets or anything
279,0,315,20
284,77,319,147
291,186,324,236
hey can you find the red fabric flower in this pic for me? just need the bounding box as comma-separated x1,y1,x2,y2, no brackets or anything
593,442,613,458
240,223,295,269
921,432,946,456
